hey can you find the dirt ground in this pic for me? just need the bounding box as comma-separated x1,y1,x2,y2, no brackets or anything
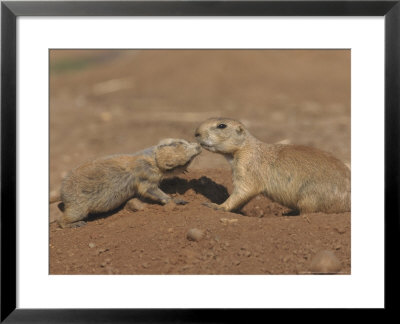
49,50,351,275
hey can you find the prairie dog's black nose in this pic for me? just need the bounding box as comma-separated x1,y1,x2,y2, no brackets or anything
194,128,201,138
195,132,200,138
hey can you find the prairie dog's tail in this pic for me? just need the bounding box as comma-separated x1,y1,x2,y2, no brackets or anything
50,190,61,204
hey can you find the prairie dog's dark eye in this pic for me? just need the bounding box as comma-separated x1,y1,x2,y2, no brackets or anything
217,123,227,129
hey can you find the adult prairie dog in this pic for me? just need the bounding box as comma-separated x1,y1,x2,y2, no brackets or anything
50,139,201,228
194,118,350,214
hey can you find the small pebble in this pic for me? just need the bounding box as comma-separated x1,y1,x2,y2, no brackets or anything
164,201,177,212
253,206,265,218
334,227,346,234
88,242,96,248
220,218,238,225
309,250,342,274
186,228,204,242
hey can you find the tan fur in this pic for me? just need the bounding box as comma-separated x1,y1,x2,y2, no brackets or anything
195,118,350,214
51,139,201,228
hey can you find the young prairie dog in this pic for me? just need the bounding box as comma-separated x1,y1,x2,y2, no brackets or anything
195,118,350,214
50,139,201,228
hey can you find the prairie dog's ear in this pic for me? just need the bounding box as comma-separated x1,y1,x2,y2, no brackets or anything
155,145,176,170
236,125,244,135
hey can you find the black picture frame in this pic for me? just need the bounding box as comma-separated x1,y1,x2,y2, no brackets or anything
1,0,399,322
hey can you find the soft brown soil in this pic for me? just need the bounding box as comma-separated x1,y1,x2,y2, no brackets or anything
49,50,351,275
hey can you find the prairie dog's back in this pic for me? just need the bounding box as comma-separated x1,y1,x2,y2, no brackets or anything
61,154,151,211
260,144,351,212
267,144,350,184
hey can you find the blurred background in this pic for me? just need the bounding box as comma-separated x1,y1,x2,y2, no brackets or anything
50,49,350,189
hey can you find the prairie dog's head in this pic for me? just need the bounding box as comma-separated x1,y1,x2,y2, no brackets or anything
155,138,202,173
194,118,247,154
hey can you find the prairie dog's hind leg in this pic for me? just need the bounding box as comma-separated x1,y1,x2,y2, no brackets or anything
57,205,88,228
297,196,320,214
